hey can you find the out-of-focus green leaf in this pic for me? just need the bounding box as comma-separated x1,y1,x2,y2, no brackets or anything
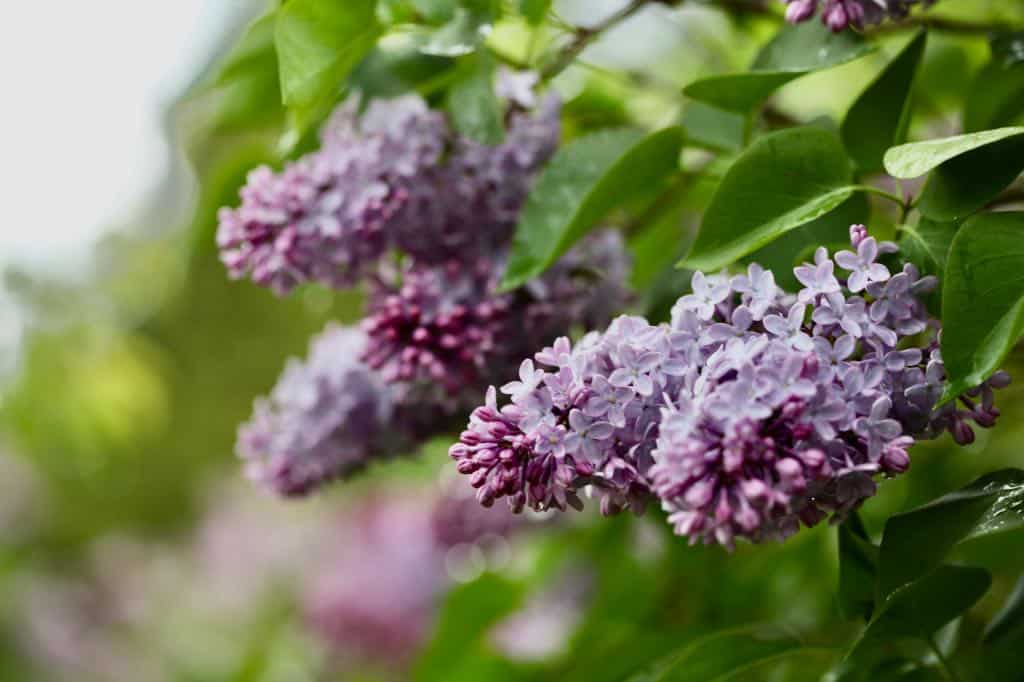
350,41,455,99
446,54,503,144
413,573,526,682
420,4,495,57
681,102,745,153
883,126,1024,178
941,214,1024,398
213,11,278,87
877,469,1024,601
838,513,879,622
965,33,1024,131
654,627,831,682
681,126,855,271
413,0,458,23
984,575,1024,643
841,31,927,172
501,127,683,290
520,0,551,24
849,565,991,659
276,0,382,107
684,22,873,112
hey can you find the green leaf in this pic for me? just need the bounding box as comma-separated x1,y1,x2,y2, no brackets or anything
745,193,868,292
916,132,1024,221
655,627,832,682
501,127,684,290
213,11,279,87
420,5,493,57
898,218,958,279
520,0,552,24
684,21,873,112
838,513,880,622
680,102,745,153
965,33,1024,132
681,126,855,271
940,213,1024,398
413,573,525,681
841,31,927,172
877,469,1024,601
446,55,503,144
984,575,1024,644
276,0,382,108
849,565,992,659
883,126,1024,178
195,11,284,133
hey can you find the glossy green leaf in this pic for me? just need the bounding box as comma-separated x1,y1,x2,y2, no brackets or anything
447,55,503,144
502,127,684,290
681,126,855,271
681,102,745,153
941,213,1024,398
898,218,958,279
684,22,873,112
276,0,382,108
883,126,1024,178
838,513,879,622
917,132,1024,221
655,627,830,682
841,31,927,172
745,193,868,292
877,469,1024,600
984,575,1024,643
849,565,991,659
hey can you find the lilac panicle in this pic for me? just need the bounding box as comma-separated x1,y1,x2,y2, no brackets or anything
782,0,935,31
217,96,447,295
450,224,1009,548
237,325,400,496
217,79,560,294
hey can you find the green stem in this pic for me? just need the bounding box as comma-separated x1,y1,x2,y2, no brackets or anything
927,633,964,682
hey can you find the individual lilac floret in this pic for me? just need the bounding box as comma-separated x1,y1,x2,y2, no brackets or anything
783,0,935,31
217,96,447,295
451,226,1009,549
237,325,399,496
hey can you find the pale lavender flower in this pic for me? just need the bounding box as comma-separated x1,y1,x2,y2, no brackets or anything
835,237,891,292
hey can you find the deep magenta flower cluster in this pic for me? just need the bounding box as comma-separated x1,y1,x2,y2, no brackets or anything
229,74,632,496
783,0,935,31
450,226,1008,548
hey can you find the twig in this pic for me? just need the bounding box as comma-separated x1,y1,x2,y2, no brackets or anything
541,0,662,79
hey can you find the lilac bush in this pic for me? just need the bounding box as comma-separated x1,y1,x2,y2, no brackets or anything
451,226,1008,548
228,74,632,496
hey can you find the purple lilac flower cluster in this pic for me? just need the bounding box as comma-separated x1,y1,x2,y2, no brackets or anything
217,77,559,295
451,226,1008,548
229,74,632,496
783,0,935,31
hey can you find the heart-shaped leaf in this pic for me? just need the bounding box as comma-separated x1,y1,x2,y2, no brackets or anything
502,127,684,290
681,126,856,271
446,54,503,144
841,31,927,172
877,469,1024,600
883,126,1024,179
940,213,1024,398
276,0,382,108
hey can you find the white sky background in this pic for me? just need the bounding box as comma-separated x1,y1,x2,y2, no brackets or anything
0,1,247,277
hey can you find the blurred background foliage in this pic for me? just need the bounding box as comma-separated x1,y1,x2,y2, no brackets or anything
1,1,1023,680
